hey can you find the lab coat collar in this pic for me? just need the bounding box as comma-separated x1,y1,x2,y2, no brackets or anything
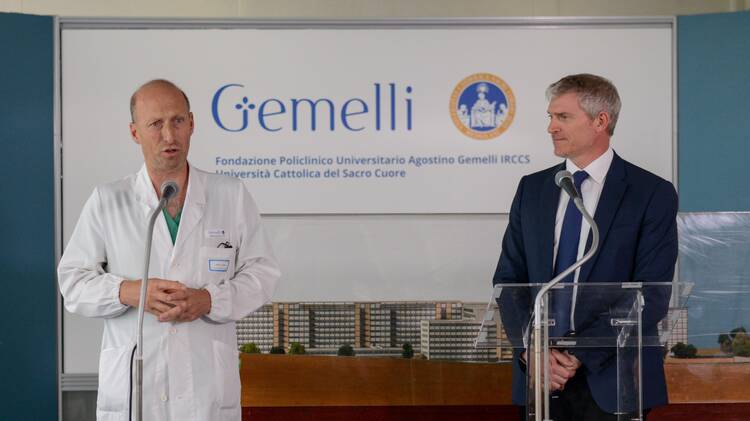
134,163,206,206
133,163,206,259
135,164,159,207
134,164,174,256
175,164,206,251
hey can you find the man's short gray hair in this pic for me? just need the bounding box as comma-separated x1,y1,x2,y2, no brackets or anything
546,74,621,136
130,79,191,123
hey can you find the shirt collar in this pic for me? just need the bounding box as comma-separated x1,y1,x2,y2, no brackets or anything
565,147,614,185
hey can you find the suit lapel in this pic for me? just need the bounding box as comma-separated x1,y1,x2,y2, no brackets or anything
578,153,628,284
538,164,564,282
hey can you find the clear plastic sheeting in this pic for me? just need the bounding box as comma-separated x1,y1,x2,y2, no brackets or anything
677,212,750,350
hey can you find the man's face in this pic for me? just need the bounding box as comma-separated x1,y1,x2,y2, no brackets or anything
129,84,193,174
546,92,608,165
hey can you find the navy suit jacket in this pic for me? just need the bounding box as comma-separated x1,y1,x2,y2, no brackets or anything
493,153,678,413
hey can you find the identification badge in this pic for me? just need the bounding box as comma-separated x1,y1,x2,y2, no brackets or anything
206,228,226,238
208,259,230,272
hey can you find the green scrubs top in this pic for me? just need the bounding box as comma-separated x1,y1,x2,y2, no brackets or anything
162,208,182,244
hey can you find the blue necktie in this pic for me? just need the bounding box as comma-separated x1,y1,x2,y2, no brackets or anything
550,170,589,337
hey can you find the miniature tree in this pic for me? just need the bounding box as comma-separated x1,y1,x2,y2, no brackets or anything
337,343,355,357
718,334,733,354
732,332,750,357
240,343,261,354
718,326,750,356
289,342,306,355
671,342,697,358
730,327,747,340
402,343,414,359
269,345,286,355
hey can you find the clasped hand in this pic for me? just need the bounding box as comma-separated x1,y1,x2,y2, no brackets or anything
522,349,581,391
119,278,211,322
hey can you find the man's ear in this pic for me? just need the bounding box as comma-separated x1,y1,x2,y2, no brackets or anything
594,111,610,133
129,122,141,144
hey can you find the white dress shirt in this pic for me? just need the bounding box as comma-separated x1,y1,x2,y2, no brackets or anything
552,147,614,329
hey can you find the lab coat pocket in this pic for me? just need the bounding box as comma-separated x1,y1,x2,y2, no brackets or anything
97,343,134,415
199,247,236,287
212,340,241,409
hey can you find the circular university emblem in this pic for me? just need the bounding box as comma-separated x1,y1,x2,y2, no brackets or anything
450,73,516,140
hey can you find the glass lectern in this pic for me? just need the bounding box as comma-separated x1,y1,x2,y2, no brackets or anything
475,282,692,421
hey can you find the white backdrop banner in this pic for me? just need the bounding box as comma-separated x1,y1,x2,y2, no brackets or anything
62,26,673,215
61,21,674,372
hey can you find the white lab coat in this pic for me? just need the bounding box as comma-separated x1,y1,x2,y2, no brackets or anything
58,164,280,421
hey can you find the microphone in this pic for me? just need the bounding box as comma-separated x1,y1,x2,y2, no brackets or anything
134,179,179,421
160,180,179,202
531,169,601,416
555,170,580,201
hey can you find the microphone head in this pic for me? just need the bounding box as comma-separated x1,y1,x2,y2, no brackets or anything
554,170,573,188
160,181,179,200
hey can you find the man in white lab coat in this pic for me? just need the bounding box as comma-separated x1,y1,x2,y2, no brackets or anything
58,79,280,421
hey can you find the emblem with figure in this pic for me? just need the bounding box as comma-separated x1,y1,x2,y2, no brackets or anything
450,73,516,140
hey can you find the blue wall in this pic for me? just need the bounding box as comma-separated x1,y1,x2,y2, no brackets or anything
0,12,57,420
678,11,750,212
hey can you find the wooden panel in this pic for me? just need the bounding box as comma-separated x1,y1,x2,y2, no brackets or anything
241,354,750,409
664,359,750,403
240,354,513,407
242,406,518,421
650,403,750,420
241,404,750,421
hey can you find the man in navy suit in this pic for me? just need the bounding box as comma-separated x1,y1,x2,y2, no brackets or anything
494,74,678,420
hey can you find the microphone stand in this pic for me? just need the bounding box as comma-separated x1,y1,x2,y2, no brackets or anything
531,197,599,421
134,194,170,421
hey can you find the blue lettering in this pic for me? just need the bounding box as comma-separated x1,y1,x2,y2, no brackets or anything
406,85,413,130
258,99,286,132
212,84,249,132
211,83,414,133
389,83,396,131
291,98,335,131
374,83,381,131
341,98,368,131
